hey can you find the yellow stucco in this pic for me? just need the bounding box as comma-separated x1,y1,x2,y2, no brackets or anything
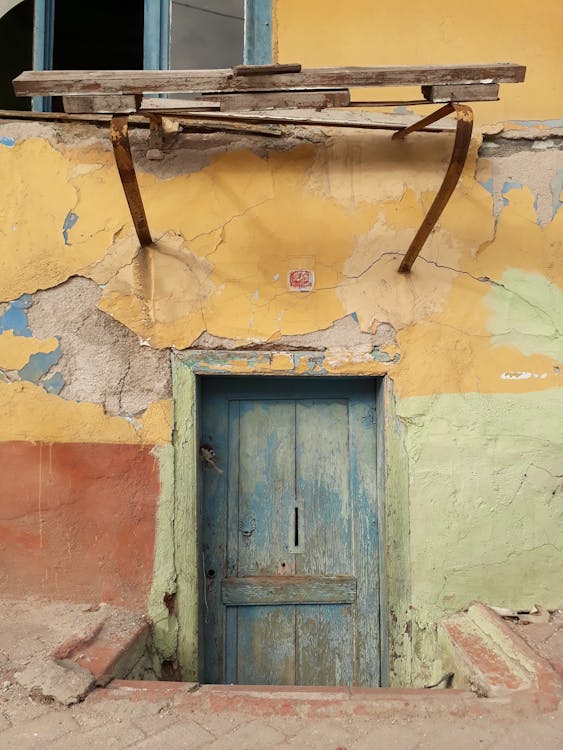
274,0,563,123
0,122,560,441
0,382,172,444
0,330,59,370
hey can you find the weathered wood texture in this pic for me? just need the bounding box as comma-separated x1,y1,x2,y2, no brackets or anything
204,90,351,111
140,97,220,111
222,576,357,605
13,63,526,96
422,83,499,102
233,63,302,76
63,94,138,114
201,377,380,687
155,108,458,133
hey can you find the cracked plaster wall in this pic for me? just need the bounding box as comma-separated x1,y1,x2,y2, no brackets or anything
1,0,562,684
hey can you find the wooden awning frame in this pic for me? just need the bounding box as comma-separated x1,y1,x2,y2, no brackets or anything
13,63,525,273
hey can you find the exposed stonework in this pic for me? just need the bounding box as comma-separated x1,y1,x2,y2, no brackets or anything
27,277,171,417
193,313,394,348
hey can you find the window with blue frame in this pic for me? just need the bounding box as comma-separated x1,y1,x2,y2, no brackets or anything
0,0,272,111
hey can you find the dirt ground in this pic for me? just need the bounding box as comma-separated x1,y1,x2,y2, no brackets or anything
1,599,562,749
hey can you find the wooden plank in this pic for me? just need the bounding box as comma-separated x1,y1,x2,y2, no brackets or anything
63,95,138,114
349,386,381,686
295,398,354,686
200,386,231,683
13,63,526,97
236,400,296,576
233,63,302,76
203,90,351,111
236,606,296,684
422,83,499,102
177,119,284,137
141,97,220,111
166,108,459,133
222,576,357,605
231,396,296,684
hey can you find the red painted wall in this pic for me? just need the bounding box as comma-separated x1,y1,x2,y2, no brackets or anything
0,442,159,609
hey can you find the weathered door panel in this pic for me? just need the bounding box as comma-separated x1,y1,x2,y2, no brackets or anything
200,377,380,687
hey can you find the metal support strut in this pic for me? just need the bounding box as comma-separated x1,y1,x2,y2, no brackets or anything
109,104,473,270
110,114,152,246
393,103,474,273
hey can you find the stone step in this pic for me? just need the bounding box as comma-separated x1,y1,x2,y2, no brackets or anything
439,602,561,707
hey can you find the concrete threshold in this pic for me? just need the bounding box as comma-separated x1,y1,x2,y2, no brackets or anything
95,680,500,719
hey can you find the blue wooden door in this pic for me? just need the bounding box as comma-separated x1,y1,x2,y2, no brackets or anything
200,377,380,687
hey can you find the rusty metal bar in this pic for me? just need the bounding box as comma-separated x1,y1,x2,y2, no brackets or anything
395,104,474,273
110,114,152,247
391,103,455,140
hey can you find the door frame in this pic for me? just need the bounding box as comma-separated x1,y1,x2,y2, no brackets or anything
170,350,410,686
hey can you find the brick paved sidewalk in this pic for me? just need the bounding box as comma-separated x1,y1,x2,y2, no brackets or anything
1,681,562,750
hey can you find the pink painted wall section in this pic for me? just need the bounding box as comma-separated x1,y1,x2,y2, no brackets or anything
0,442,159,609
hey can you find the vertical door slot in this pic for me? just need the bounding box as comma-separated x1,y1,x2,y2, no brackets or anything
294,507,299,548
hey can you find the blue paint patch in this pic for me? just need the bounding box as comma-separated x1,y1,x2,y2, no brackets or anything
479,178,494,195
370,347,400,364
501,180,522,194
19,343,62,383
511,118,563,127
393,105,415,116
42,371,65,395
351,312,359,323
550,170,563,220
0,295,33,337
0,136,15,147
62,211,79,245
533,195,540,223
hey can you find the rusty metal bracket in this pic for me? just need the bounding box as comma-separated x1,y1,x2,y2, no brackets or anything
110,114,152,246
392,103,474,272
109,104,473,268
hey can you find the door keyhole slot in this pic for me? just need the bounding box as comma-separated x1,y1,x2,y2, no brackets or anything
294,507,299,548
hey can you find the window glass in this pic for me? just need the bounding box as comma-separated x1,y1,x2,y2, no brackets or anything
171,0,244,69
0,0,33,110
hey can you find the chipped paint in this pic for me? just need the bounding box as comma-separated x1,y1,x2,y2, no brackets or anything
1,0,562,686
0,330,59,370
0,381,172,444
62,211,79,245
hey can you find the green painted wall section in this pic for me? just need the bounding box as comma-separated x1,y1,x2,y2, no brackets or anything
396,388,563,682
172,359,200,681
485,270,563,360
379,378,412,687
148,444,178,672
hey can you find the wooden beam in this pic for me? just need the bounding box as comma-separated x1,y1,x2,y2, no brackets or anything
63,95,138,114
422,83,499,102
233,63,302,76
140,97,220,111
222,576,357,606
150,108,458,133
13,63,526,97
205,90,351,111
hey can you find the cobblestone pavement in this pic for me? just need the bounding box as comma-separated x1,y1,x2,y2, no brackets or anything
0,682,562,750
